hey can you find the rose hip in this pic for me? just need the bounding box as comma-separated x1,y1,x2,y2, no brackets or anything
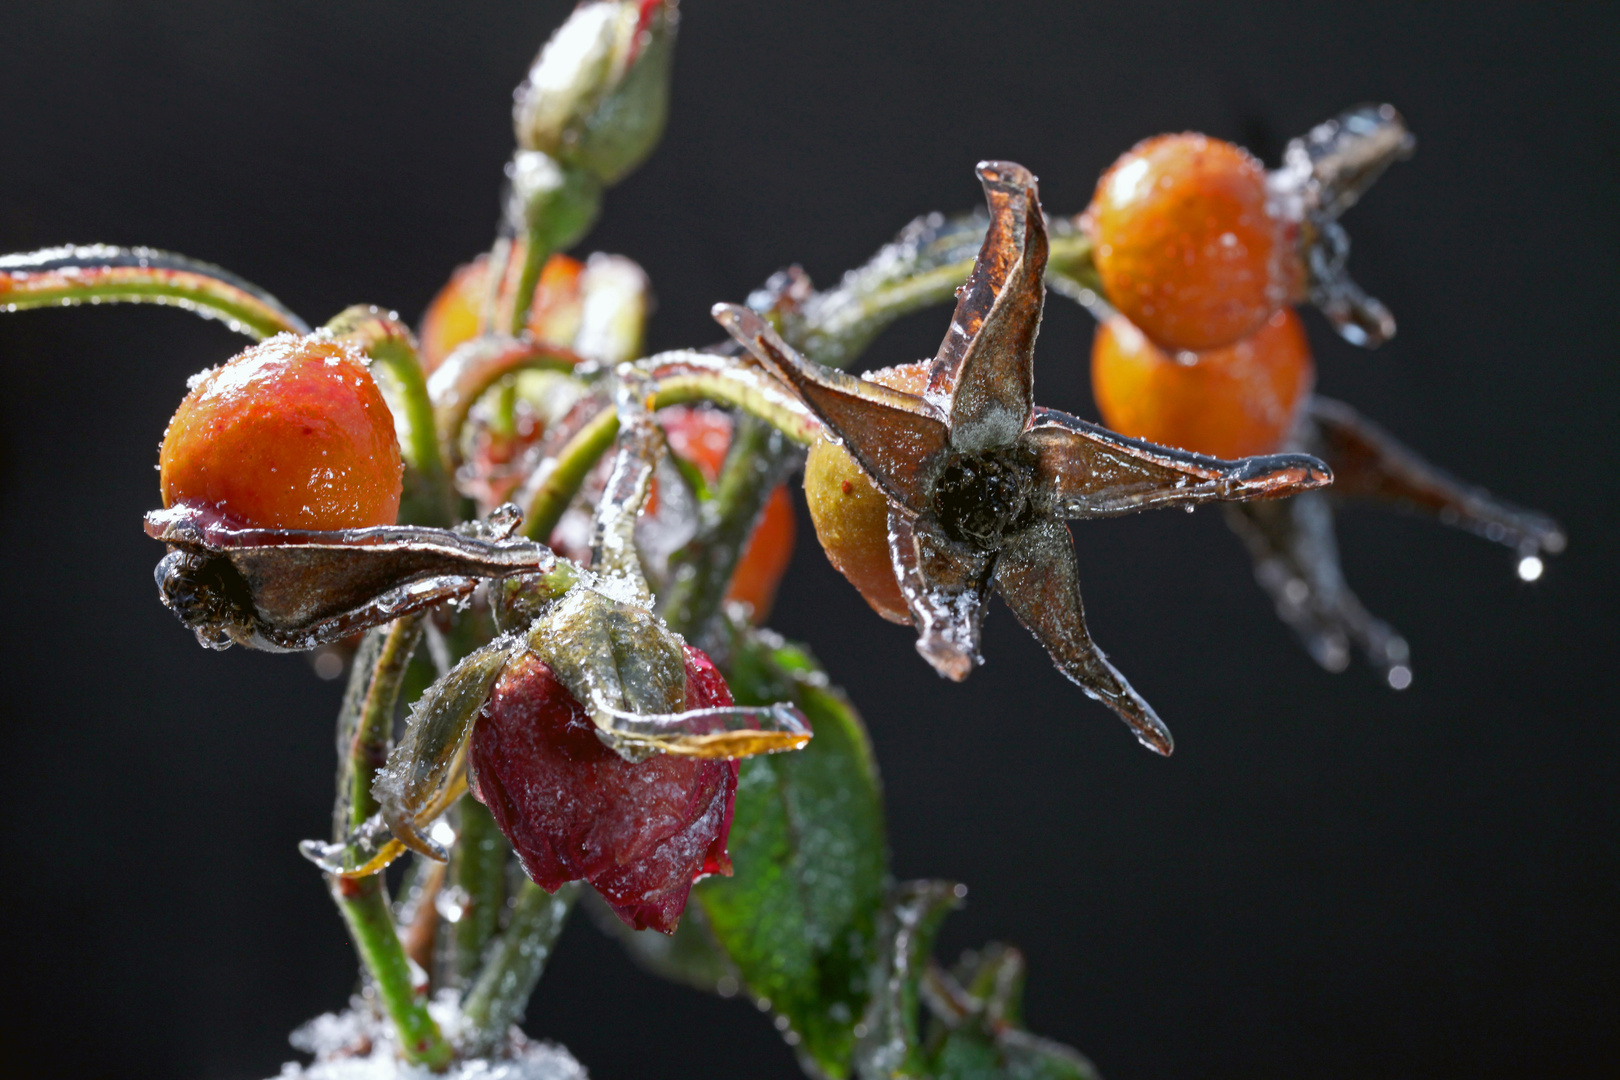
159,335,403,531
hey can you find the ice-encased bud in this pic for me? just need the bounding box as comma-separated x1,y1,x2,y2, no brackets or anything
470,644,737,933
513,0,677,184
504,151,603,258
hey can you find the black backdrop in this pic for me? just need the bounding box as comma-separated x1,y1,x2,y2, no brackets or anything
1,2,1615,1078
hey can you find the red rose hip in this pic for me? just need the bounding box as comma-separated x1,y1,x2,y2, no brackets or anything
159,335,403,530
470,645,738,933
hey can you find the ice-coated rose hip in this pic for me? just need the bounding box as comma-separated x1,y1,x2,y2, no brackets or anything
470,644,738,934
1091,308,1314,459
1085,133,1302,353
159,335,403,530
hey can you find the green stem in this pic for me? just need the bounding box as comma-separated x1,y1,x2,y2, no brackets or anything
508,230,550,336
646,365,818,446
0,244,308,339
661,416,793,642
328,615,452,1070
348,616,427,831
332,875,454,1070
432,341,580,472
451,800,510,985
519,406,620,541
324,306,456,527
797,224,1095,370
462,881,581,1054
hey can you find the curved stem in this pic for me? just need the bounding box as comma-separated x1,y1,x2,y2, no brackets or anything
641,352,819,445
328,616,452,1069
0,245,308,339
428,338,581,470
519,406,621,541
324,306,456,527
796,222,1094,369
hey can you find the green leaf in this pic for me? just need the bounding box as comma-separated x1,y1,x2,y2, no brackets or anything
697,630,890,1078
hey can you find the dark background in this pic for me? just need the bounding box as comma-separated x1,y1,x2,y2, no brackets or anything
1,2,1615,1077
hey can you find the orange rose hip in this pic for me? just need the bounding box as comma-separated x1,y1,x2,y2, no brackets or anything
159,335,403,530
1086,133,1300,353
1091,308,1314,460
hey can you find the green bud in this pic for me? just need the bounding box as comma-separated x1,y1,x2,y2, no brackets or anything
513,0,678,185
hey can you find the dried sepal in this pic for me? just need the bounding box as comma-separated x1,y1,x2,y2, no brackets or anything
1221,395,1564,685
1270,103,1415,347
994,520,1173,755
1024,407,1331,519
1307,396,1565,555
936,161,1047,450
888,509,992,682
146,505,562,651
372,635,525,862
714,304,950,512
1225,494,1410,682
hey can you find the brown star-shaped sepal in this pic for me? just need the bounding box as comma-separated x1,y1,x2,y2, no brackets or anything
715,162,1333,754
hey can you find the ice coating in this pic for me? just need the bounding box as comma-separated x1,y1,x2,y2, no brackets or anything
522,584,809,760
470,647,738,933
375,635,523,863
719,160,1330,753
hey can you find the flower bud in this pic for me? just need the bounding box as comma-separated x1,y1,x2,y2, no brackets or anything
471,644,737,933
505,150,603,258
513,0,678,184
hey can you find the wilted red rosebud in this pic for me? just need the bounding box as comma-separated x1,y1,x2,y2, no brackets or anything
470,643,737,933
